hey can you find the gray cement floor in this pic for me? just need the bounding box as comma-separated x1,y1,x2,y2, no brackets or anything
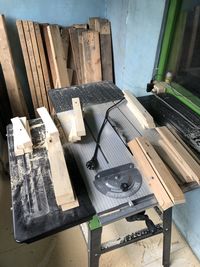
0,169,199,267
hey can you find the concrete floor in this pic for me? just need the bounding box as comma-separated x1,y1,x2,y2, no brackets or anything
0,169,200,267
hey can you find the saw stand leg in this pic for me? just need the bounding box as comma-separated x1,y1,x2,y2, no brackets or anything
162,207,172,267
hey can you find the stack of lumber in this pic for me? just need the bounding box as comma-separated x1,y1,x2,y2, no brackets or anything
16,17,113,115
0,15,28,117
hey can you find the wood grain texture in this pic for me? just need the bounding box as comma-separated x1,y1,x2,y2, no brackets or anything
0,15,28,117
16,20,38,113
128,138,173,210
23,20,43,107
82,30,102,83
47,25,70,88
72,97,86,137
136,136,185,204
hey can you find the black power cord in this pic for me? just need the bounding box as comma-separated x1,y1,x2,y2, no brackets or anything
86,97,125,170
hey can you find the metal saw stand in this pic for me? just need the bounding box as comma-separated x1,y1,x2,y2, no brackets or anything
81,207,172,267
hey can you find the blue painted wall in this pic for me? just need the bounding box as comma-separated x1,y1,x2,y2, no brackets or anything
0,0,105,115
105,0,165,96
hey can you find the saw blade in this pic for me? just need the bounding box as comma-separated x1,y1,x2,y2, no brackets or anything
94,163,142,199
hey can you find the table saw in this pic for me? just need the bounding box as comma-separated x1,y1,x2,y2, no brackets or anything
8,81,200,267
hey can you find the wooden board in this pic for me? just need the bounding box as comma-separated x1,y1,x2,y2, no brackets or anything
72,97,86,137
128,138,173,210
23,20,43,107
61,27,70,64
89,17,113,81
28,21,49,111
42,24,57,87
157,126,200,184
11,117,32,156
69,27,86,84
37,107,77,209
34,22,53,111
16,20,38,113
47,25,70,88
0,15,28,117
82,30,102,83
123,90,156,129
136,136,185,204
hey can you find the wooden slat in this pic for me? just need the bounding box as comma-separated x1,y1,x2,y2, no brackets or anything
136,136,185,204
82,30,102,83
34,22,53,111
16,20,38,113
42,24,57,87
123,90,156,129
28,21,49,111
37,107,77,209
89,17,113,81
73,24,88,29
61,27,70,64
128,138,173,210
72,97,86,137
157,126,200,184
47,25,70,88
0,15,28,117
23,20,43,107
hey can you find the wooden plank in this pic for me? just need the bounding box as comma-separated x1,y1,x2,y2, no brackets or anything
72,97,86,137
61,27,70,66
37,107,76,208
0,15,28,117
73,24,88,29
156,126,200,184
89,17,113,81
67,68,73,85
82,30,102,83
34,22,53,112
136,136,185,204
128,138,173,210
47,25,70,88
69,27,86,84
42,24,57,87
23,20,43,107
28,21,49,111
123,90,156,129
16,20,38,113
11,117,32,156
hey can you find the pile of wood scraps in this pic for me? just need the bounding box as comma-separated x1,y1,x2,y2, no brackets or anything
16,17,113,115
124,90,200,209
11,107,79,211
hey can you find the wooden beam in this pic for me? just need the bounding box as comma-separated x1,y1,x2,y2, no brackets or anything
0,15,28,117
136,136,185,204
47,25,70,88
128,138,173,210
82,30,102,83
28,21,49,111
37,107,77,209
72,97,86,137
11,117,32,156
123,90,156,129
16,20,38,113
34,22,53,112
61,27,70,66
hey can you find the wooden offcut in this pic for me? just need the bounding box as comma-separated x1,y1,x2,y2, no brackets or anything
82,30,102,83
89,17,113,81
11,117,33,156
37,107,78,210
72,97,86,137
0,15,28,117
47,25,70,88
128,138,173,210
136,136,185,204
123,90,156,129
